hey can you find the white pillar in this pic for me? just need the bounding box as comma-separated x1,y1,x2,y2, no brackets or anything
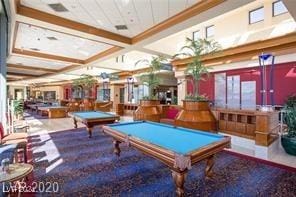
0,11,7,132
177,77,186,106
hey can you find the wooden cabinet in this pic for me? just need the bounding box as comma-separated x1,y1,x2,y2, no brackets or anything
116,103,139,116
213,108,279,146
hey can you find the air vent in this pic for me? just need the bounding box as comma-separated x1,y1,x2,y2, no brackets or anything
48,3,68,12
47,36,58,41
115,25,128,30
30,48,40,51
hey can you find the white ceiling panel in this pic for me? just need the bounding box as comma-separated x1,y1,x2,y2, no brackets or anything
151,0,169,24
20,0,200,37
61,0,98,26
186,0,199,7
78,0,115,30
169,0,187,16
15,23,114,59
7,55,71,69
95,50,155,71
132,0,154,31
114,0,143,36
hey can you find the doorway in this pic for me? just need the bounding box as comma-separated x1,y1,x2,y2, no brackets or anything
14,89,24,100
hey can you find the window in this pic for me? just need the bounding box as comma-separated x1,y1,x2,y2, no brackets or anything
205,25,214,38
273,1,288,16
192,30,200,41
249,7,264,24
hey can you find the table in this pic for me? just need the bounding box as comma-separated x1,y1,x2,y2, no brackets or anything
37,106,68,118
69,111,120,138
0,163,33,183
28,103,49,113
102,121,231,196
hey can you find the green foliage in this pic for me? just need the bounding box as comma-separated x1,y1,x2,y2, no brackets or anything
285,94,296,108
136,55,167,100
12,100,24,117
185,94,209,102
172,96,178,105
73,74,96,90
284,94,296,137
174,38,221,99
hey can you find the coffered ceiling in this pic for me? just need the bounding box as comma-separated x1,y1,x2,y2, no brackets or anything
8,0,261,85
21,0,200,37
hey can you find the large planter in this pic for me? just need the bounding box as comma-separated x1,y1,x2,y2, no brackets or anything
175,100,217,132
134,100,161,122
281,135,296,156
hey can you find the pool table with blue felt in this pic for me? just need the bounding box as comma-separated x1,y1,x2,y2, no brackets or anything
69,111,119,138
102,121,231,196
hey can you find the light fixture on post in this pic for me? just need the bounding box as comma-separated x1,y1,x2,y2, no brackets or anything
258,53,275,112
127,77,134,103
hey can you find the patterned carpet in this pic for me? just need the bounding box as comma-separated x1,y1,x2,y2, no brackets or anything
29,127,296,196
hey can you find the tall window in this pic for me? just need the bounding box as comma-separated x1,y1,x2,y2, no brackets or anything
249,7,264,24
273,1,288,16
192,30,200,41
205,25,214,38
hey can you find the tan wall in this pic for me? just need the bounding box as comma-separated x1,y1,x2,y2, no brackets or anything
110,84,123,108
8,85,27,100
32,86,64,100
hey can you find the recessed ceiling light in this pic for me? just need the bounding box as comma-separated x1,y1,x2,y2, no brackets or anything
115,25,128,30
47,36,58,41
48,3,68,12
30,48,40,51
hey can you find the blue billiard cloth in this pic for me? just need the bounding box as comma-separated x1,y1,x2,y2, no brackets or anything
108,121,224,155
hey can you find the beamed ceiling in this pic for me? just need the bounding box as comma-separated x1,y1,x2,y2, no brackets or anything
9,0,295,85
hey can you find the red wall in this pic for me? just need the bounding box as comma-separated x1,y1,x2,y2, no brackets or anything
62,84,98,100
187,62,296,105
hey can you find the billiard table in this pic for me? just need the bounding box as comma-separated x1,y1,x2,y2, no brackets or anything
102,121,231,196
37,106,68,118
69,111,120,138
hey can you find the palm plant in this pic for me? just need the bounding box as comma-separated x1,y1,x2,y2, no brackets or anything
12,100,24,119
174,38,221,101
135,55,167,100
73,74,97,98
284,94,296,137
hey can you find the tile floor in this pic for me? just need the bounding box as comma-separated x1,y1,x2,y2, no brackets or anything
22,112,296,168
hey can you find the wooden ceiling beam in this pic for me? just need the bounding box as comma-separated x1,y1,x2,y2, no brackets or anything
12,48,84,64
132,0,226,44
85,46,123,64
15,1,132,45
7,72,39,77
7,63,57,73
172,32,296,68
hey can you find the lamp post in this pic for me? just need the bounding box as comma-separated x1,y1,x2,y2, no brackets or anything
258,53,275,112
127,77,134,103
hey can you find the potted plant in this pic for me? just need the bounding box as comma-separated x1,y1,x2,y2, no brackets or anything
73,74,97,99
173,38,221,132
134,55,167,122
72,74,97,111
281,94,296,156
12,100,24,120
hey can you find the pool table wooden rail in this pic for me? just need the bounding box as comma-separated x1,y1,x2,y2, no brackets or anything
69,112,120,138
102,124,231,196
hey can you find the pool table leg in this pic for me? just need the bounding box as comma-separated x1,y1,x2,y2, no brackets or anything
87,127,93,138
205,155,214,178
73,118,78,129
113,140,121,157
171,170,188,197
